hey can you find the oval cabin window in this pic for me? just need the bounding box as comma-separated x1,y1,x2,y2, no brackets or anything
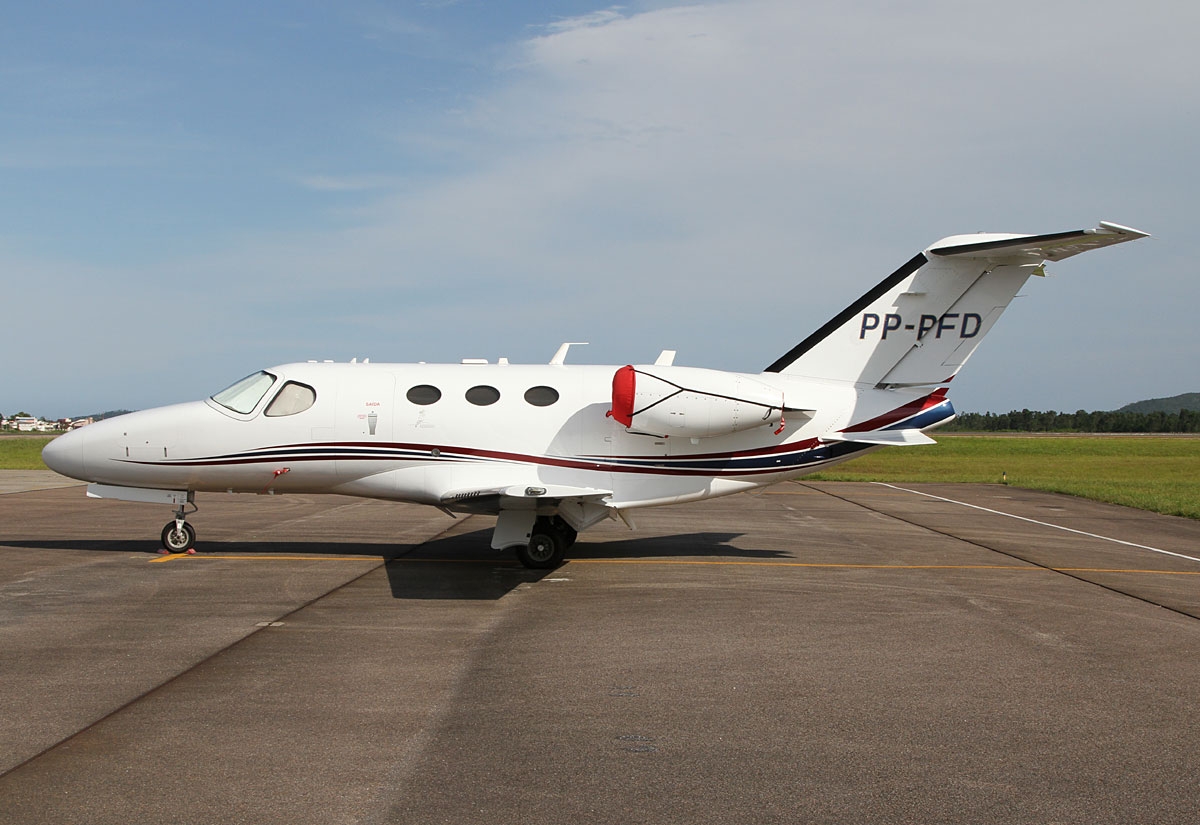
465,385,501,406
406,385,442,405
524,386,559,407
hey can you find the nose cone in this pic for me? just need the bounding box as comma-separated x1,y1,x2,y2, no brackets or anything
42,428,87,480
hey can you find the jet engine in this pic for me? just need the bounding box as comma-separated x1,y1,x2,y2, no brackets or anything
608,365,784,439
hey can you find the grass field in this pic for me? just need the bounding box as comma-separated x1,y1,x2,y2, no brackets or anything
0,436,56,471
6,434,1199,520
810,435,1200,519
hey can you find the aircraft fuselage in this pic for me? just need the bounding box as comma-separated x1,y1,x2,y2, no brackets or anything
47,362,933,509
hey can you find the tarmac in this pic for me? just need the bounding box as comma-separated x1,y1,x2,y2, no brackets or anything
2,471,1199,824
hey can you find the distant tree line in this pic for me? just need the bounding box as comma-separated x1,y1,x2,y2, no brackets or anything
943,409,1200,433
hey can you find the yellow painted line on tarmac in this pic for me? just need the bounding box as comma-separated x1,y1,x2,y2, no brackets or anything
149,554,514,565
152,554,1023,570
147,554,1200,576
569,559,1028,569
150,553,380,563
567,559,1200,576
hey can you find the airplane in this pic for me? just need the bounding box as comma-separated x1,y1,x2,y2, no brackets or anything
43,221,1148,568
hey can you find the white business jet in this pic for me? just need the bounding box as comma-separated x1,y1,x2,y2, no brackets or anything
43,222,1147,567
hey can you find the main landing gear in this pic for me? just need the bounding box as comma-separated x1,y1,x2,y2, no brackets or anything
160,501,198,554
515,516,578,570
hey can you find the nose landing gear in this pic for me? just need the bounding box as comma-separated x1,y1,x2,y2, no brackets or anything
160,500,198,554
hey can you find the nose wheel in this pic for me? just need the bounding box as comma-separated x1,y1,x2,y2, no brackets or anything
161,520,196,552
160,499,198,553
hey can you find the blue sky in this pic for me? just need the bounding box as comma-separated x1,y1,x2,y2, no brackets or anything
3,1,1197,418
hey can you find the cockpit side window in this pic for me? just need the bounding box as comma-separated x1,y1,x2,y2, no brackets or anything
265,382,317,417
212,371,277,414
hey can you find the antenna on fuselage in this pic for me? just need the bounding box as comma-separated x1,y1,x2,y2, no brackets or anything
549,342,589,365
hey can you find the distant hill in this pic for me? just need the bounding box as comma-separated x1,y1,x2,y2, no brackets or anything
945,397,1200,432
75,410,135,421
1116,393,1200,414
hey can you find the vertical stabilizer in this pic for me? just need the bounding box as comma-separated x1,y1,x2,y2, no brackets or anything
764,222,1147,388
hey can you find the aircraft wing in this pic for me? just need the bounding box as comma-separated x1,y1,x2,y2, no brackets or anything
441,483,613,513
499,484,613,501
929,221,1148,262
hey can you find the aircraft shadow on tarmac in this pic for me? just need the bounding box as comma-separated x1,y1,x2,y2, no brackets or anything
384,528,784,600
3,528,784,601
1,538,169,554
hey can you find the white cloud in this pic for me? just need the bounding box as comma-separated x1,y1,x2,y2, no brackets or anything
368,0,1198,410
14,0,1200,415
540,8,627,34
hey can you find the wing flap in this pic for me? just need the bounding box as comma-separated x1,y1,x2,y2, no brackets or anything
500,484,613,500
440,484,613,512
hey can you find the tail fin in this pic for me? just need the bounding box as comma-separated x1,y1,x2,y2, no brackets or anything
764,221,1148,387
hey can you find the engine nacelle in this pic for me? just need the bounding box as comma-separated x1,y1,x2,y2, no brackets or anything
608,365,784,439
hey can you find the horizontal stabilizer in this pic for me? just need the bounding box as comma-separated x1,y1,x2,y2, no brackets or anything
820,429,936,446
929,221,1148,262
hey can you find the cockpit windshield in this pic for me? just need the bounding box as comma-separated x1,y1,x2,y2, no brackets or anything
211,371,277,414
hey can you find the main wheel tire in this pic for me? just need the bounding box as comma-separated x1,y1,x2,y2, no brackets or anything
516,530,565,569
161,521,196,553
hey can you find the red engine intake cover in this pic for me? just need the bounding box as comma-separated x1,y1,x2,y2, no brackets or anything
609,365,636,427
